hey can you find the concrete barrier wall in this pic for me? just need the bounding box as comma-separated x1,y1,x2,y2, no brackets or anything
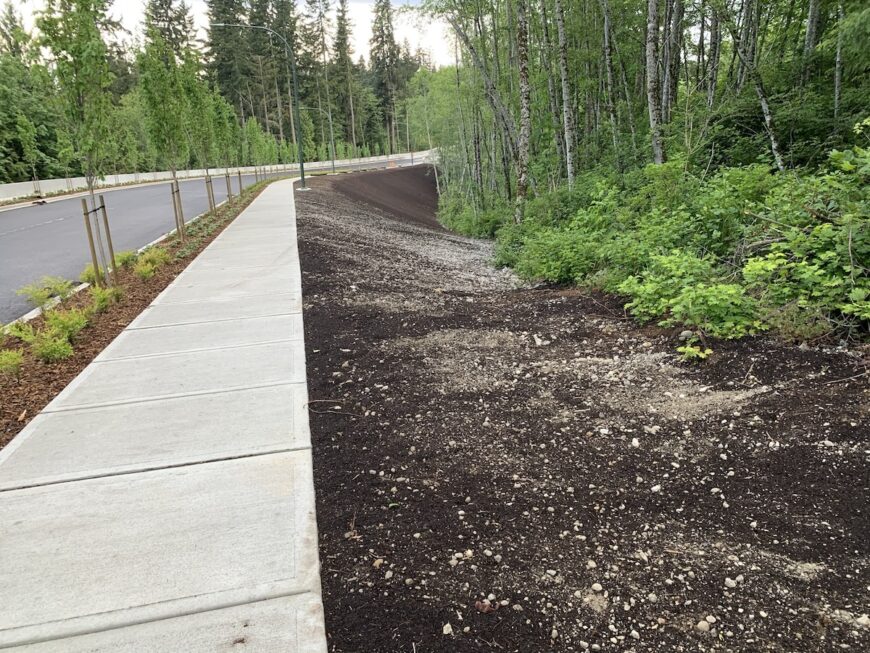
0,152,431,202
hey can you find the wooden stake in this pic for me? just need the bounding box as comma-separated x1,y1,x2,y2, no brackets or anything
81,198,103,288
99,195,118,286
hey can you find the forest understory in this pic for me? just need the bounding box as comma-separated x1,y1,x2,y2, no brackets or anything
300,167,869,653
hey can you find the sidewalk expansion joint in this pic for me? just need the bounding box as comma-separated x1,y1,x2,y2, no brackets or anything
0,586,316,650
126,311,300,331
0,445,310,493
41,380,305,414
149,290,301,307
96,336,303,363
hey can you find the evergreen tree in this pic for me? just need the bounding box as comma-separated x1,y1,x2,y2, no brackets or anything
370,0,398,152
145,0,194,58
332,0,357,148
205,0,249,114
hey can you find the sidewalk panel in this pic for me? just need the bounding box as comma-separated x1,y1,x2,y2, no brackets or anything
0,451,320,647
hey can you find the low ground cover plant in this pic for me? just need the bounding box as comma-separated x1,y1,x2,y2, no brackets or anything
0,349,24,379
134,246,171,279
16,276,74,309
452,123,869,347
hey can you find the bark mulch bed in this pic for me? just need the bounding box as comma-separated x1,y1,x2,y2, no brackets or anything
0,182,271,449
298,166,869,652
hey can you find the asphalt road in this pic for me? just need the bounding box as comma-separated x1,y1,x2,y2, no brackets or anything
0,158,414,322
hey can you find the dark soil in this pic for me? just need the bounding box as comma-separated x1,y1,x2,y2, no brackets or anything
0,183,270,449
298,166,870,652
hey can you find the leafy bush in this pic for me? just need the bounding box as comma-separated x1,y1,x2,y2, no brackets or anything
138,247,170,267
485,122,870,343
677,344,713,362
134,261,156,280
134,246,171,279
89,286,123,314
80,263,104,285
31,330,74,362
0,349,24,379
6,321,36,343
44,309,88,340
618,252,716,323
114,250,138,268
16,276,74,308
438,188,508,237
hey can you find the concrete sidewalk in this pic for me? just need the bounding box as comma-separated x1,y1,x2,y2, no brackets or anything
0,180,326,651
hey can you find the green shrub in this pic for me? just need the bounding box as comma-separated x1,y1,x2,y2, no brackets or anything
80,263,104,285
6,321,36,343
677,344,713,362
618,251,716,323
134,261,157,280
31,330,74,362
138,247,170,267
667,283,762,339
44,309,88,340
0,349,24,379
438,188,508,237
114,250,138,268
17,276,74,308
89,286,123,314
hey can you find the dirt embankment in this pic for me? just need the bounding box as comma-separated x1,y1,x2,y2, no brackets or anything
298,166,869,653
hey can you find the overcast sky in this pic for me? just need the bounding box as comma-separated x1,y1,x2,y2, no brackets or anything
16,0,453,68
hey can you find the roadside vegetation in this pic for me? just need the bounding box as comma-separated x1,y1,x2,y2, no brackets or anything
0,180,269,421
410,1,869,353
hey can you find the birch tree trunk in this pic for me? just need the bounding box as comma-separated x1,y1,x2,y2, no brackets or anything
646,0,666,163
554,0,576,187
447,15,519,159
834,2,843,119
516,0,532,223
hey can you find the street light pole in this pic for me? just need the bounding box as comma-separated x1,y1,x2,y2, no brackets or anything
212,22,307,190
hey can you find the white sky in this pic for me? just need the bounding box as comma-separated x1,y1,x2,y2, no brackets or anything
16,0,453,68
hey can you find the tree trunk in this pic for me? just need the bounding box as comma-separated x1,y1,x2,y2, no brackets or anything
706,7,721,109
541,0,567,178
662,0,683,123
554,0,576,187
515,0,532,223
646,0,666,163
722,10,785,171
600,0,621,169
802,0,820,83
447,15,519,159
834,2,843,119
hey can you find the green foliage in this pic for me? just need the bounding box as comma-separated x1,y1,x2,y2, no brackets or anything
88,285,122,314
489,127,870,342
79,262,104,285
5,321,35,343
138,246,170,267
133,247,169,280
44,308,88,340
30,329,73,362
16,276,74,308
0,348,24,379
114,250,138,268
438,187,509,238
134,261,157,280
676,345,713,362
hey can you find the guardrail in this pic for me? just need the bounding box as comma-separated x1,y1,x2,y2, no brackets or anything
0,151,432,202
